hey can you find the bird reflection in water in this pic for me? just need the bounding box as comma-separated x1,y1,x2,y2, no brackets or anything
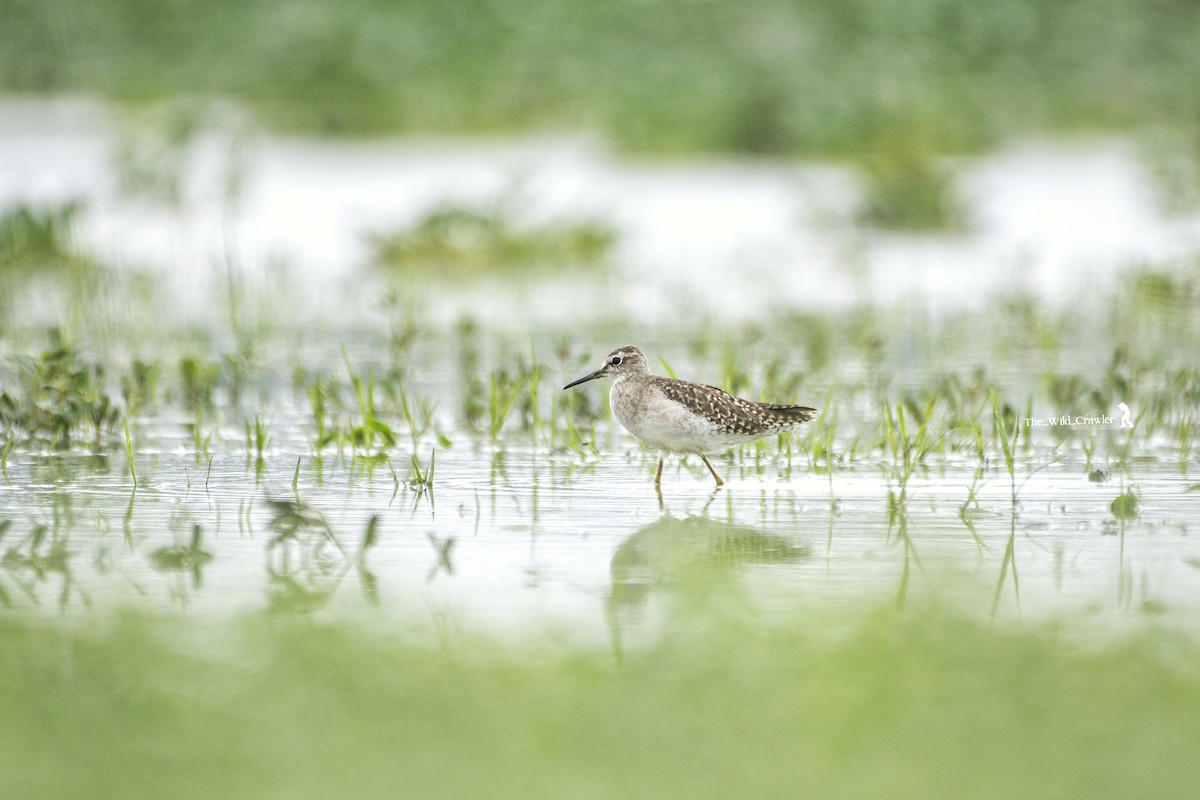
606,515,807,655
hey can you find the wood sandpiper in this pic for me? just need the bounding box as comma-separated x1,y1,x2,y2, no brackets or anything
563,346,817,486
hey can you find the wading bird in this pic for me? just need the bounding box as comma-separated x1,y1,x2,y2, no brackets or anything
563,346,817,486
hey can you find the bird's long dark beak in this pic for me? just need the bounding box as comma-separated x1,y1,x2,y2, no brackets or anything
563,368,605,390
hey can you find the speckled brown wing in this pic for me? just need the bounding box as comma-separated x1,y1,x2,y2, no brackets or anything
655,377,817,437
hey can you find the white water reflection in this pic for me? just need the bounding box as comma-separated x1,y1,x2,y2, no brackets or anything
2,437,1198,642
3,98,1199,328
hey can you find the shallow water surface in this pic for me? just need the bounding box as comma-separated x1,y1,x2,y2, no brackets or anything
2,99,1198,644
4,418,1197,645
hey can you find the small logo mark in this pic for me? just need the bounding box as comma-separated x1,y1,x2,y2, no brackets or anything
1118,402,1133,428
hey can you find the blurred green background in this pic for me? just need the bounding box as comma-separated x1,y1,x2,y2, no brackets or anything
4,0,1200,154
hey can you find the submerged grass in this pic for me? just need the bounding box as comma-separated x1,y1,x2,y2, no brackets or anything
2,604,1199,799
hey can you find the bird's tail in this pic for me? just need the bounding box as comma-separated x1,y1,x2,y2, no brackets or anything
760,403,818,423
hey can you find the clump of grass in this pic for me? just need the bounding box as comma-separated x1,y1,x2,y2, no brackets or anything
804,391,840,475
927,368,994,458
407,450,436,497
188,406,213,463
179,356,221,410
552,403,596,458
120,359,160,416
878,397,944,506
245,414,271,463
487,371,523,442
552,347,607,455
336,355,396,457
860,140,963,231
306,375,335,452
397,382,437,451
484,353,545,441
0,201,89,278
0,339,121,449
365,199,616,278
348,369,396,455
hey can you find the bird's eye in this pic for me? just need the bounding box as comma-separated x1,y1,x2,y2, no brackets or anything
610,356,623,366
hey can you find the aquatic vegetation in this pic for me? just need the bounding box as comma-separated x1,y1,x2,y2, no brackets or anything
1110,491,1140,520
487,368,526,442
805,391,841,473
397,382,438,451
0,201,90,285
407,449,436,496
245,414,271,462
179,355,221,411
0,341,121,449
992,392,1020,503
120,359,160,415
0,436,14,471
306,375,335,451
483,351,549,442
0,202,75,271
123,418,137,486
860,141,963,230
928,368,993,457
366,200,616,278
879,398,943,505
344,363,397,455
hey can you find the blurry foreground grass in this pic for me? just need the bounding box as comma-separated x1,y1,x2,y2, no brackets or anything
3,602,1199,799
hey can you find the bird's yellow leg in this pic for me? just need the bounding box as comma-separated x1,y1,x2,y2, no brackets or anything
700,455,725,487
654,458,664,485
